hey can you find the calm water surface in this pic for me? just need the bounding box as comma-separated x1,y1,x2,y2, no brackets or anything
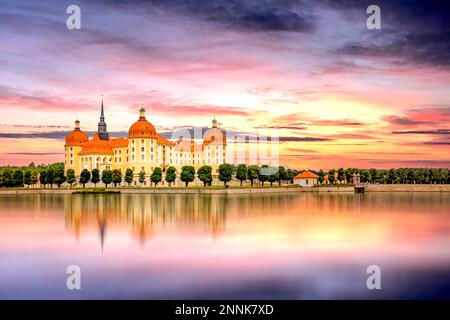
1,192,450,299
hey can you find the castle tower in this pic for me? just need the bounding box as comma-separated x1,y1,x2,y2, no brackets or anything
128,105,159,179
64,119,88,175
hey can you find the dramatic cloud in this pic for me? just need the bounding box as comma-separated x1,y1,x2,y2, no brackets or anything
392,129,450,135
0,131,128,139
382,115,426,126
4,152,63,155
279,136,333,142
337,32,450,67
0,0,449,168
330,0,450,67
105,0,316,32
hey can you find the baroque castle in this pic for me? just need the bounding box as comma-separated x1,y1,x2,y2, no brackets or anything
64,99,227,178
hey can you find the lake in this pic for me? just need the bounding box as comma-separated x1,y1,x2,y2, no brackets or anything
1,192,450,299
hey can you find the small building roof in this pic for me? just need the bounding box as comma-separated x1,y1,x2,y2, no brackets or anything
294,170,319,179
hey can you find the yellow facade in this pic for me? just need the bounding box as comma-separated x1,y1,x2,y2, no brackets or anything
64,104,227,177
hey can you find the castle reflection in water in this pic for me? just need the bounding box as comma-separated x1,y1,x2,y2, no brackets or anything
64,194,229,246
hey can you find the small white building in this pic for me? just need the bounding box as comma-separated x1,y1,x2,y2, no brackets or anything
294,170,319,187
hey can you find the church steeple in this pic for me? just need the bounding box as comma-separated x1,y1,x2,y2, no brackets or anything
212,116,218,128
100,97,105,121
97,95,109,140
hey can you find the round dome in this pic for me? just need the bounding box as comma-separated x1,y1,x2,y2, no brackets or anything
128,118,157,139
65,129,88,147
203,128,226,144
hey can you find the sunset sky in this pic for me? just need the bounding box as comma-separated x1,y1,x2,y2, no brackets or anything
0,0,449,169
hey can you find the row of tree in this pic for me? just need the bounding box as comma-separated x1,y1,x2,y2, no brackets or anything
2,163,450,188
0,162,65,188
314,167,450,185
73,164,300,188
0,164,299,188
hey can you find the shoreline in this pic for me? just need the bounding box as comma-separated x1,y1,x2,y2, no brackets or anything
1,184,450,195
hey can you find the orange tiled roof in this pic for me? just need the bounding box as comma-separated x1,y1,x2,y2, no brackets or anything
174,138,202,152
65,129,89,147
128,118,157,139
156,133,176,146
203,128,226,145
110,137,128,148
294,170,319,179
78,133,114,155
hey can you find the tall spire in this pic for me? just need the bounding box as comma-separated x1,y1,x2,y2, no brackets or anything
212,116,218,128
100,94,105,121
97,94,109,140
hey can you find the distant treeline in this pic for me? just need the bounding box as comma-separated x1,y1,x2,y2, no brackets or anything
1,162,449,188
0,162,64,188
312,167,450,184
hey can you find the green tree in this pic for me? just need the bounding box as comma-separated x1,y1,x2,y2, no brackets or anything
286,169,294,184
3,171,13,188
46,168,55,188
437,168,448,184
112,169,122,187
278,166,287,186
328,169,336,184
139,170,146,186
180,166,195,187
91,169,100,187
397,168,407,184
247,165,259,187
345,168,354,184
318,169,325,184
30,170,38,187
151,167,162,187
66,169,76,187
387,168,398,184
337,168,346,183
13,169,24,188
124,168,134,186
259,165,269,186
198,165,213,187
102,170,113,187
266,167,279,187
369,168,378,183
165,166,176,187
292,170,300,182
24,170,32,187
377,169,387,184
39,170,47,188
79,169,91,188
235,164,248,186
219,163,233,187
360,169,370,183
54,169,66,188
